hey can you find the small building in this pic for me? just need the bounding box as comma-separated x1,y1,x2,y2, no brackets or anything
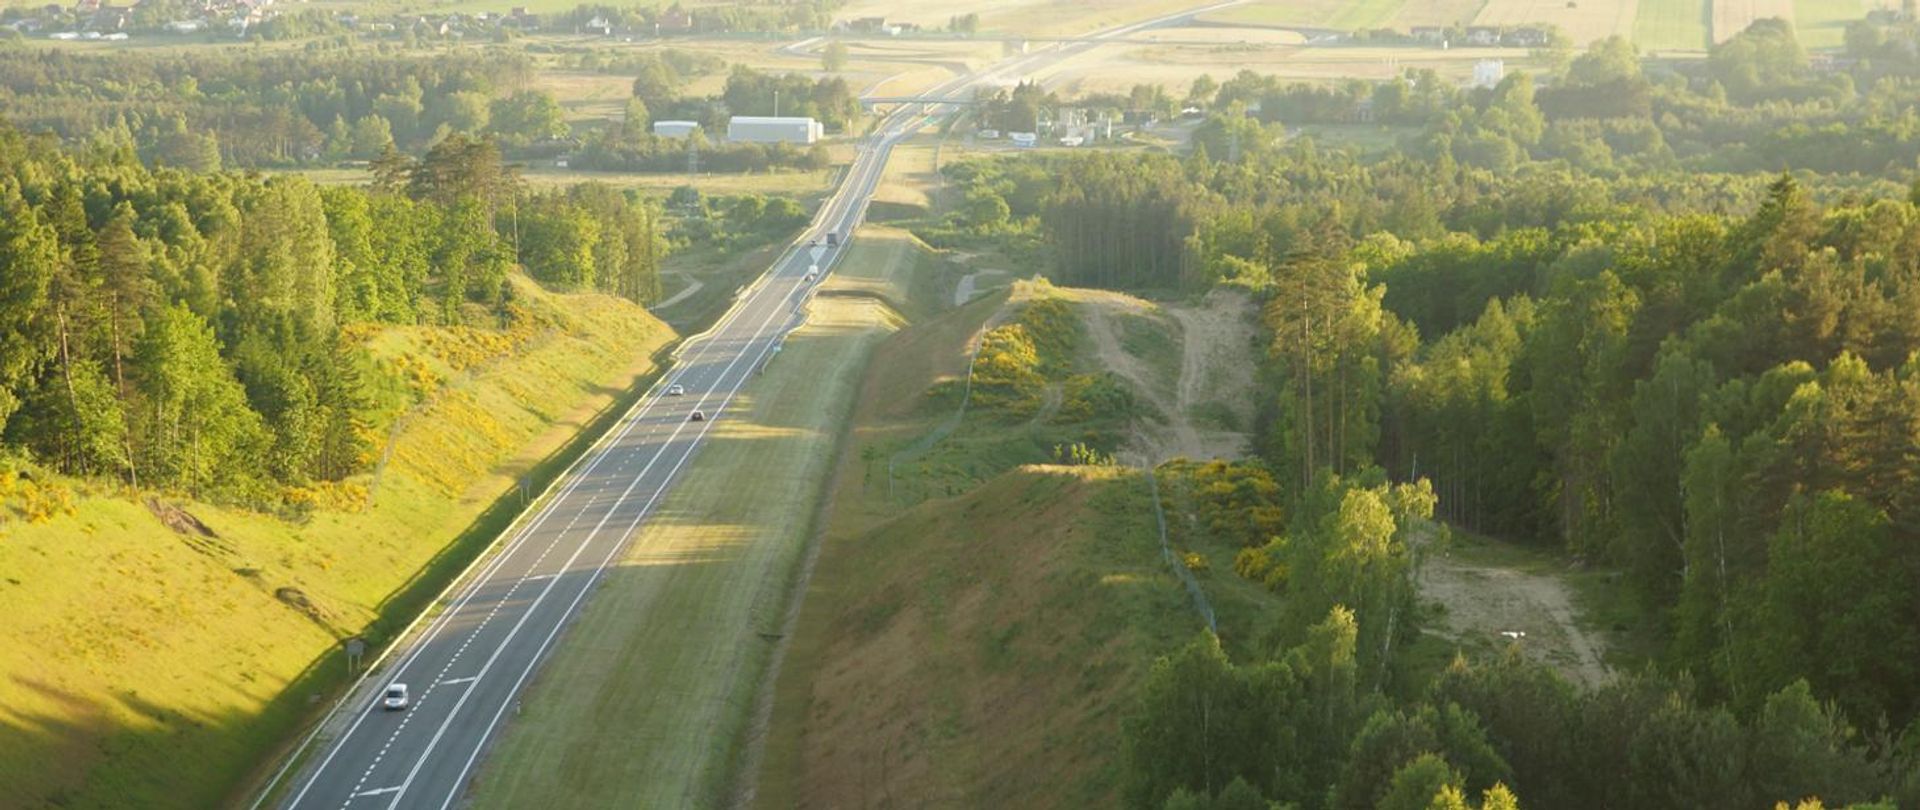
653,120,700,138
726,115,821,144
1504,27,1548,47
655,8,690,32
1410,25,1444,42
1465,26,1499,46
1470,58,1505,89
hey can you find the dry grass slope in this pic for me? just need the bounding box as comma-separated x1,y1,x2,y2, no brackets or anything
761,465,1192,809
0,276,673,809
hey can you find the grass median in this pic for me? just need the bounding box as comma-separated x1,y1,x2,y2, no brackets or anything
467,225,947,808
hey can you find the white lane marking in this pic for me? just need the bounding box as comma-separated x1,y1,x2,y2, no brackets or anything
383,237,814,810
291,8,1219,801
421,86,942,809
439,677,478,686
428,236,820,810
287,264,770,809
351,787,402,798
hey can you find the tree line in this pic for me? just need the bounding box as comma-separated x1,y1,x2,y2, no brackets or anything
914,17,1920,807
0,124,670,503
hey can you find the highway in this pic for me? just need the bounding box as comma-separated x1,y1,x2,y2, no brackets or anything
263,4,1240,808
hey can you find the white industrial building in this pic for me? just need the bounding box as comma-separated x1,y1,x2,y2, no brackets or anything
652,120,700,138
726,116,823,145
1470,59,1505,90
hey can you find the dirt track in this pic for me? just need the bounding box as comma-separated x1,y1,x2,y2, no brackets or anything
1419,548,1613,688
1073,288,1256,464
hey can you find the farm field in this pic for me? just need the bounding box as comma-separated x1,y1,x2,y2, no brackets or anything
1032,38,1540,93
1794,0,1879,46
1634,0,1712,51
1388,0,1496,29
830,0,1203,36
1197,0,1410,30
1473,0,1640,42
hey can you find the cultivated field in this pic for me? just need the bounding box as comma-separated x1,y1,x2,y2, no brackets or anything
1388,0,1498,29
1634,0,1712,51
1031,38,1541,93
1474,0,1640,42
467,223,942,809
830,0,1205,37
0,280,673,808
1794,0,1881,47
1199,0,1410,31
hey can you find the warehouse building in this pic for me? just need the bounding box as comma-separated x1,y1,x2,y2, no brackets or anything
726,116,823,145
652,120,700,138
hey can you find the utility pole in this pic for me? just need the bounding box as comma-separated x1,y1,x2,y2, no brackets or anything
774,89,781,117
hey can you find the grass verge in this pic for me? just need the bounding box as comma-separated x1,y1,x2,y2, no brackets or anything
0,277,675,809
465,225,934,809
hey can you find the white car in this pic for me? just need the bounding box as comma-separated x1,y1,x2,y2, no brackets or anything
382,683,409,711
805,264,819,281
667,384,685,396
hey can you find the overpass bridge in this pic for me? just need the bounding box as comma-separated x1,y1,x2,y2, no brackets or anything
859,95,980,106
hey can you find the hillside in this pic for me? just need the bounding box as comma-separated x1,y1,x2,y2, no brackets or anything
762,464,1197,808
751,272,1270,807
0,276,674,809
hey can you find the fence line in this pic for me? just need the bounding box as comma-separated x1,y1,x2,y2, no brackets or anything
1143,464,1217,634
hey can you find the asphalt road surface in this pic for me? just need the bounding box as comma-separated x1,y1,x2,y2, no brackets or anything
267,4,1240,808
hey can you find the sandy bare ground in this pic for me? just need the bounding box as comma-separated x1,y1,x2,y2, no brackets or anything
1070,287,1256,464
1418,546,1613,688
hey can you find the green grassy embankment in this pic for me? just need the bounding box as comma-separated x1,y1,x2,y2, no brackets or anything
0,275,675,809
751,280,1250,807
467,224,950,809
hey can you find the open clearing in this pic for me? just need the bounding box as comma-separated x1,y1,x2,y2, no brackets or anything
1416,532,1614,688
467,225,933,809
0,279,673,809
1068,287,1257,464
